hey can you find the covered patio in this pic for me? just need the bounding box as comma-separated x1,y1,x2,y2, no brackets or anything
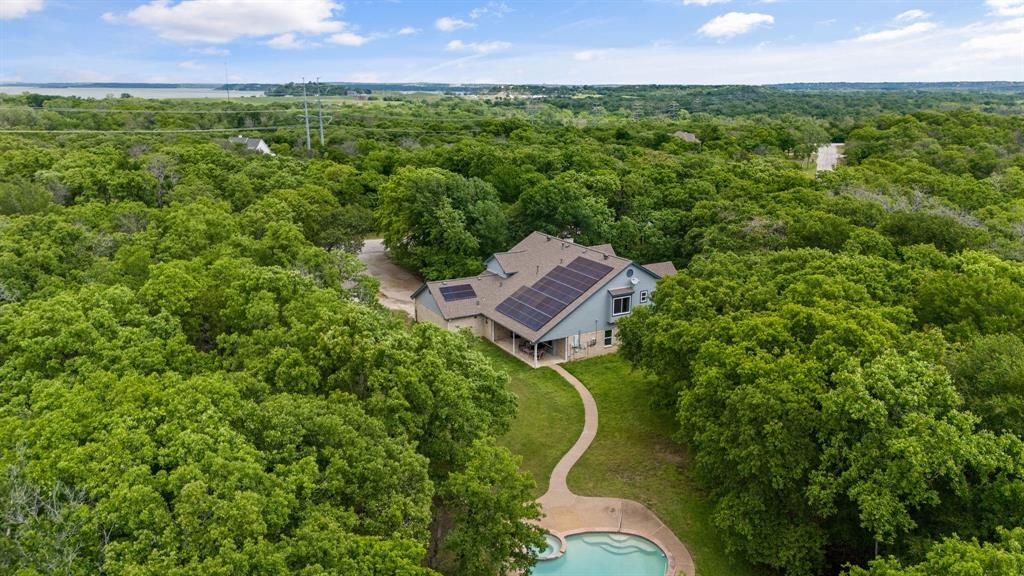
490,319,566,368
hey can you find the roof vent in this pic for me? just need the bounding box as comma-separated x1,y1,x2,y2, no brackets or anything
603,254,609,260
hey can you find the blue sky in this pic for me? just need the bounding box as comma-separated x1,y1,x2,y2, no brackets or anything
2,0,1022,84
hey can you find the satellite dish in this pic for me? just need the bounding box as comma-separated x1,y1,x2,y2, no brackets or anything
630,277,639,285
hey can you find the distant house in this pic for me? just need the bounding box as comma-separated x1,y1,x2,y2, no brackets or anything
670,130,701,144
228,135,276,156
411,231,677,367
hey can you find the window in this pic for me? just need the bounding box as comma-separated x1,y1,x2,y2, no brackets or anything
604,329,613,346
612,295,631,316
639,290,650,304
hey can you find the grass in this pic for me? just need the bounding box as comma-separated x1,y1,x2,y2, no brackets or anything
563,354,762,576
475,339,583,498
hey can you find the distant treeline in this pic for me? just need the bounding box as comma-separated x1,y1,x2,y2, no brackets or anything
263,82,372,97
773,81,1024,92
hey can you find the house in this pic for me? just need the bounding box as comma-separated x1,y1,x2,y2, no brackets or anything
411,231,677,367
670,130,701,144
228,135,276,156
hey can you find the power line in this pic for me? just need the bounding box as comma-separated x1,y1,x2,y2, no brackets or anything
0,106,305,114
302,78,311,151
0,125,302,134
0,106,534,123
316,77,325,147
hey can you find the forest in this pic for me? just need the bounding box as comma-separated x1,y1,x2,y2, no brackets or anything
0,85,1022,576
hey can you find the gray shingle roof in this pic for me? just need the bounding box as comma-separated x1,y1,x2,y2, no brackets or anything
229,135,265,150
671,130,701,143
416,231,633,342
642,261,677,278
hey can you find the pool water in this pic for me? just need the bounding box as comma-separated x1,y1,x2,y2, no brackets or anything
536,533,562,560
531,532,668,576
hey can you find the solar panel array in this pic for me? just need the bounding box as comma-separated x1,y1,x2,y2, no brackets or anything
495,256,614,331
439,284,477,302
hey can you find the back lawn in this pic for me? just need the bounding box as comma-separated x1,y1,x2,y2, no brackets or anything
563,354,762,576
476,340,584,498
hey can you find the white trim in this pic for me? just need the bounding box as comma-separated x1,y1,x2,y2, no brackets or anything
612,295,632,316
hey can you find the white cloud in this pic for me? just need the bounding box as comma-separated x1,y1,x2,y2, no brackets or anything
895,9,930,22
987,0,1024,17
446,40,511,53
1,0,44,20
267,33,313,49
572,50,608,61
469,2,511,19
191,46,230,56
329,32,372,46
177,60,203,70
435,16,474,31
107,0,344,43
854,22,936,42
682,0,731,5
398,26,420,35
698,12,774,38
960,17,1024,60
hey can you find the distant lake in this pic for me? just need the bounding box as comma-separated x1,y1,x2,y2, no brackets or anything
0,86,265,99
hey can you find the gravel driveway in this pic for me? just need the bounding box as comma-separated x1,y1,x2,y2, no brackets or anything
357,239,422,317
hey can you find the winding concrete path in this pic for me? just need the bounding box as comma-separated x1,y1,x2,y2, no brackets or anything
538,365,696,576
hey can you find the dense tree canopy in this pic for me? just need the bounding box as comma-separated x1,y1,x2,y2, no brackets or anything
1,85,1022,575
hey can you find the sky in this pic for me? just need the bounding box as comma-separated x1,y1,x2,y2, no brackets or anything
1,0,1022,85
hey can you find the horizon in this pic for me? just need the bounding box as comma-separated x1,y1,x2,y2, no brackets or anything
4,80,1024,88
2,1,1022,85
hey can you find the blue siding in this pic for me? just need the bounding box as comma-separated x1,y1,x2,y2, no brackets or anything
484,257,509,278
416,289,443,317
538,264,659,341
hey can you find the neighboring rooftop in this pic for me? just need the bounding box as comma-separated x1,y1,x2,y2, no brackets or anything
670,130,701,144
228,135,276,155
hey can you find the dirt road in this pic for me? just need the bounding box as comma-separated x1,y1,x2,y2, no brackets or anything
816,143,844,172
357,239,421,317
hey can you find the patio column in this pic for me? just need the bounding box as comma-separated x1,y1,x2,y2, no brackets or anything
564,337,569,361
512,332,515,354
533,342,538,368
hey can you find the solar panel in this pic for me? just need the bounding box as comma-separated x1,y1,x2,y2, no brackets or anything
534,276,582,304
548,266,595,292
516,286,566,317
567,257,614,280
439,284,477,302
495,296,549,330
495,256,615,332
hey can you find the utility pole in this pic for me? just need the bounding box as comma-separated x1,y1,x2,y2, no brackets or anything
301,77,311,151
315,77,325,147
223,60,231,99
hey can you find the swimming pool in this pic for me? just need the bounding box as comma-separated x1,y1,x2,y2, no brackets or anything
531,532,668,576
